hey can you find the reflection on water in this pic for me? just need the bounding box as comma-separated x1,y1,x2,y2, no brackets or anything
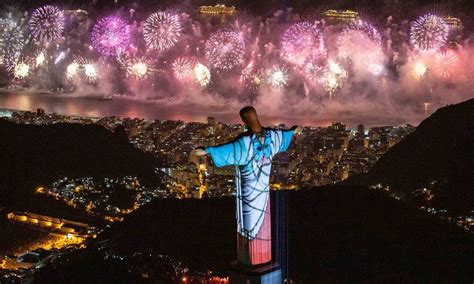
0,91,424,127
0,91,215,122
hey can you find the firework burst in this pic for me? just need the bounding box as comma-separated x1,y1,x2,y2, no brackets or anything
66,61,80,80
92,16,130,57
205,30,245,70
241,61,262,91
267,66,288,88
28,5,65,43
303,56,325,82
281,22,323,66
172,57,196,80
410,14,448,51
368,63,384,76
65,56,99,84
12,60,30,79
84,63,99,84
337,21,384,76
338,23,382,56
411,60,428,80
121,56,153,80
246,71,263,91
129,61,149,79
433,50,459,79
143,11,182,51
34,50,47,67
194,63,211,87
0,18,25,66
345,20,381,45
321,60,347,97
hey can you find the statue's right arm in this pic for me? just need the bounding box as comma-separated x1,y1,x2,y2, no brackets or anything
200,137,249,167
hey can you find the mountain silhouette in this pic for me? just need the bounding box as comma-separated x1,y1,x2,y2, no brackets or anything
35,187,474,282
349,99,474,212
0,119,162,212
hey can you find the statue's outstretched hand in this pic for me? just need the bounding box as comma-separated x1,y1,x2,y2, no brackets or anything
190,147,207,157
291,125,301,135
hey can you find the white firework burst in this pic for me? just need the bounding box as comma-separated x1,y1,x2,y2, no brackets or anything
143,11,182,51
0,18,26,66
12,60,30,79
410,14,448,51
194,63,211,87
267,66,288,88
28,5,65,42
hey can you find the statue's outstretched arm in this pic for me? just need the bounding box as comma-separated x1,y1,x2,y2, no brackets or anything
201,138,250,167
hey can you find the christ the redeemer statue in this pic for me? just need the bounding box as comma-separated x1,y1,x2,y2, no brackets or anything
191,106,298,266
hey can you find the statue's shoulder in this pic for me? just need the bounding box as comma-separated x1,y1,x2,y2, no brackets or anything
235,130,253,141
264,127,279,133
227,130,253,144
264,127,282,137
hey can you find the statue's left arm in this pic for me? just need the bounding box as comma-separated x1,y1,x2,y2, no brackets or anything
274,125,299,154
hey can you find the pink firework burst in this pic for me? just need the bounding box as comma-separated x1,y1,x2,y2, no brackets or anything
91,16,131,57
433,50,459,79
344,20,382,45
303,56,325,82
205,30,245,70
281,22,323,66
172,57,196,80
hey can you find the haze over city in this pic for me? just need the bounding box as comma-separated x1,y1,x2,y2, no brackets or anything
0,0,473,126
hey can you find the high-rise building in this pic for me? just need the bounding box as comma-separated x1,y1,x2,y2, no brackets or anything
207,117,216,126
197,4,236,15
322,9,358,25
332,122,346,131
357,124,365,137
37,108,45,117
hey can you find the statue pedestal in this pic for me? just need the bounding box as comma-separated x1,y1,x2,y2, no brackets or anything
229,261,282,284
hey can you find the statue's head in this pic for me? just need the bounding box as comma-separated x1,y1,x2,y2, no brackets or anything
239,106,260,129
